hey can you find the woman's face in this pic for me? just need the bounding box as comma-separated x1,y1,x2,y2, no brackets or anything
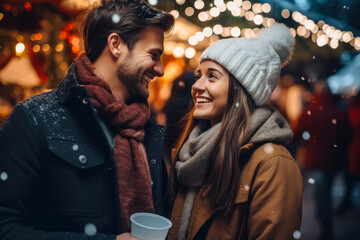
192,60,229,126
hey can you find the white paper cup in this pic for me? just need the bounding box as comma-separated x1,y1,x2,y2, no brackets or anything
130,212,172,240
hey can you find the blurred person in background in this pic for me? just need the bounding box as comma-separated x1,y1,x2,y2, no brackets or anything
335,91,360,215
0,96,12,125
162,71,196,171
292,80,353,240
167,23,303,240
0,0,174,239
0,83,12,125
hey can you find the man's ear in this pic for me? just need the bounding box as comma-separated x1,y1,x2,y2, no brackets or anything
107,33,124,58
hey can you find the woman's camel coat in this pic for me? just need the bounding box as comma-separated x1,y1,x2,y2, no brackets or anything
168,142,303,240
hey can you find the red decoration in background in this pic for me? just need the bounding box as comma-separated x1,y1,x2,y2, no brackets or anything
2,0,83,17
59,31,70,40
24,2,32,11
2,4,12,11
1,0,86,84
64,22,74,31
27,44,48,83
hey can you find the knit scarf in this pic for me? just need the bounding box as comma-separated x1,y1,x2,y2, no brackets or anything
175,121,221,240
75,53,154,232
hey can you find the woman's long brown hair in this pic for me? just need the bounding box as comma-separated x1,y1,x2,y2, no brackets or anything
168,73,256,215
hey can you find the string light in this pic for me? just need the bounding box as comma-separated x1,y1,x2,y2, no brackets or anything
16,35,24,42
198,11,208,22
330,39,339,49
210,7,220,17
194,0,205,10
185,47,196,58
171,0,359,60
173,46,185,58
242,1,252,10
71,45,80,54
185,7,195,16
218,4,227,12
227,1,236,11
170,10,179,19
148,0,157,5
33,45,41,53
252,3,262,13
281,9,290,18
253,15,263,25
214,0,224,7
262,3,271,13
55,43,64,52
42,44,51,53
15,43,25,56
231,27,241,37
195,31,205,41
213,24,223,35
245,11,255,21
70,36,79,45
35,33,42,41
188,36,198,45
203,27,213,37
231,8,242,17
176,0,185,5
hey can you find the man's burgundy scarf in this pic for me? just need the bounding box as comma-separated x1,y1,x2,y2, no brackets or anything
75,53,154,232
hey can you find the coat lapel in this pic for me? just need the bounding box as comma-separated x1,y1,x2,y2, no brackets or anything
169,188,186,239
187,191,216,239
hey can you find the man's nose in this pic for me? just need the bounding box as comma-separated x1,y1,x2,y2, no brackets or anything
153,61,164,77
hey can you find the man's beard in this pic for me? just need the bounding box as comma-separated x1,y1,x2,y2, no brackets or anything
116,62,149,102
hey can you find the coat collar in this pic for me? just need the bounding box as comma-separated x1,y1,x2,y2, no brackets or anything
57,62,82,105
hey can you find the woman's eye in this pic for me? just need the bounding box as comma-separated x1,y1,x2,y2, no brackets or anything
209,73,218,79
195,75,201,80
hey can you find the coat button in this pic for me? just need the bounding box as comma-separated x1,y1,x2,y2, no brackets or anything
150,159,156,165
78,155,87,165
72,144,79,151
82,98,88,105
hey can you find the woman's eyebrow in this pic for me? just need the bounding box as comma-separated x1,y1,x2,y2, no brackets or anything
207,68,224,76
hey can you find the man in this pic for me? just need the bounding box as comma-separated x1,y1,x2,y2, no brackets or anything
0,0,174,239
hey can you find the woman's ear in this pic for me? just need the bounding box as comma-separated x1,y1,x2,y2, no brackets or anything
107,33,124,58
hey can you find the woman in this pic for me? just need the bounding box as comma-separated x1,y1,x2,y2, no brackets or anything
167,23,303,240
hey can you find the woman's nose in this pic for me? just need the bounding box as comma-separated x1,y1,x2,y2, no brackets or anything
192,77,206,92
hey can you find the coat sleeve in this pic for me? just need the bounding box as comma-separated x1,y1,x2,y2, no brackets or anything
247,154,303,240
0,104,116,240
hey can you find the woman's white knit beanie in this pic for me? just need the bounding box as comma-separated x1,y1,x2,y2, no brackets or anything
199,23,295,106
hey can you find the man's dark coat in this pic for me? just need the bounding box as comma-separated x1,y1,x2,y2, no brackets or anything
0,63,167,240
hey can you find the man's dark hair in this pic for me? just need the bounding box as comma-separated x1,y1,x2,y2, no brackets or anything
81,0,175,62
